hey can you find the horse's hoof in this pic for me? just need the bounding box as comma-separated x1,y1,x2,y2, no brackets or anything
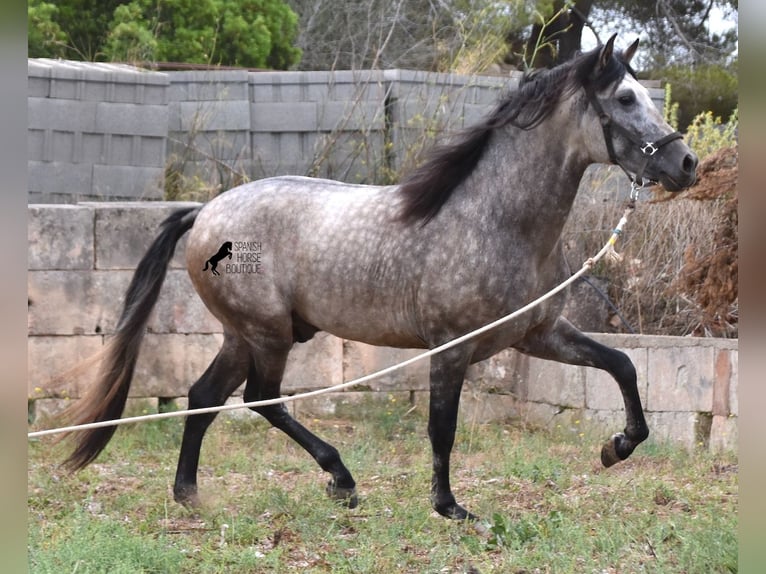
174,488,201,509
326,481,358,509
600,433,626,467
434,501,479,522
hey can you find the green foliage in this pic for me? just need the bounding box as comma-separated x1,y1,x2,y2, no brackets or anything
656,62,738,132
103,3,158,63
663,82,680,131
685,107,738,161
27,1,69,58
28,0,302,69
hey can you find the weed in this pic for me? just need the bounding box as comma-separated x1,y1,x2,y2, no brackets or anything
29,407,737,573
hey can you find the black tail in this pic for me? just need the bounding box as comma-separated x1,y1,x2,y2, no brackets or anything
61,206,200,470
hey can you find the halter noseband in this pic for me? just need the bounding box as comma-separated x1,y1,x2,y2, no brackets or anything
585,85,683,196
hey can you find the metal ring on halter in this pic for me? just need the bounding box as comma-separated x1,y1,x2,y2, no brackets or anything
640,142,659,156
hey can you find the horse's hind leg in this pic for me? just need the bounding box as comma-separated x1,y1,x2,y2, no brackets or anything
516,316,649,466
245,342,358,508
173,333,250,507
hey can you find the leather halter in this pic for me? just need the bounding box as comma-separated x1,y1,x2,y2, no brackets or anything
585,85,683,190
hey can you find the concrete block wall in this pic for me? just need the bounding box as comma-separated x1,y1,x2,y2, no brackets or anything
167,70,252,191
382,69,508,174
29,60,665,202
28,203,736,454
28,59,169,203
249,69,388,182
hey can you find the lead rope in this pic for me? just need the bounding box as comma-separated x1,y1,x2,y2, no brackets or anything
28,205,635,441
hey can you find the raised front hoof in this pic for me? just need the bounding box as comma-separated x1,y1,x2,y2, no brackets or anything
326,481,358,509
600,432,634,468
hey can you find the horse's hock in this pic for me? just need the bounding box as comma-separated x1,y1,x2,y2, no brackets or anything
27,202,737,453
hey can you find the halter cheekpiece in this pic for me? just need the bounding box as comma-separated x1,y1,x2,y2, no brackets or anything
585,85,683,199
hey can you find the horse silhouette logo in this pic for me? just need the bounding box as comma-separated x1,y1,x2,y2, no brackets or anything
203,241,232,276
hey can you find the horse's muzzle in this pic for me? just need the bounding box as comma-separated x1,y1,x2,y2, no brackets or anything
657,150,698,192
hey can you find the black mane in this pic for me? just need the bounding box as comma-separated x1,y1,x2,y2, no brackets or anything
397,45,634,224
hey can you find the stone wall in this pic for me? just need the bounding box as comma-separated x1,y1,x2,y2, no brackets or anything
27,203,737,453
28,59,665,202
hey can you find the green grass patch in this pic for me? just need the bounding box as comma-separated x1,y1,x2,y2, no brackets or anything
28,406,738,573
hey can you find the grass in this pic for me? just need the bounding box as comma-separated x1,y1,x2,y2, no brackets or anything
28,401,738,573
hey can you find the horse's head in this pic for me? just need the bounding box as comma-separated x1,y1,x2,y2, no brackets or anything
582,34,698,191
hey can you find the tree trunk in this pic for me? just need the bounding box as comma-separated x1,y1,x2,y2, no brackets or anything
525,0,594,68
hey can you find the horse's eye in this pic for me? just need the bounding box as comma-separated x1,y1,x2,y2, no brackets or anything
618,93,636,106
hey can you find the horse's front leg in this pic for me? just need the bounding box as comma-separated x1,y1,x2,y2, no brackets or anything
516,316,649,466
427,346,476,520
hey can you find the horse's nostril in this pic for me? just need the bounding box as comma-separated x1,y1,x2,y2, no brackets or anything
683,153,698,174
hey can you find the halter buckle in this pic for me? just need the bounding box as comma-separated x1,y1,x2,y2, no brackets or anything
640,142,659,156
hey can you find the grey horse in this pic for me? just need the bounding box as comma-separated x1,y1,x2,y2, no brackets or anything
62,35,697,522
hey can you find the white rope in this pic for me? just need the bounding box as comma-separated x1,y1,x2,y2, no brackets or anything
27,207,633,440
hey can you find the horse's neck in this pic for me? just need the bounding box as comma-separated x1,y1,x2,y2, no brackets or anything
464,121,590,242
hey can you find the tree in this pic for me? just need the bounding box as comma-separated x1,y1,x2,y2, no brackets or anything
28,1,69,58
512,0,596,69
591,0,738,68
285,0,457,71
27,0,302,69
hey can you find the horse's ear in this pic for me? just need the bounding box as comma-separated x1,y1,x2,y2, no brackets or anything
597,33,618,72
623,38,639,65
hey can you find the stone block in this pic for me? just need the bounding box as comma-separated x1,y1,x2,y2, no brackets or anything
525,358,585,408
174,100,250,132
28,205,95,270
341,341,430,392
168,129,249,162
645,411,703,450
27,335,104,398
465,348,526,396
91,165,164,199
133,333,224,398
169,70,249,101
27,129,45,161
149,270,223,334
251,102,317,132
90,202,201,269
107,134,138,166
459,392,520,426
27,270,130,335
585,347,648,411
28,72,51,99
136,136,167,168
27,161,93,198
646,345,714,412
28,98,98,132
729,351,738,417
582,409,628,436
95,102,168,136
520,401,564,429
709,415,738,453
282,333,344,394
713,348,734,416
318,101,385,131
